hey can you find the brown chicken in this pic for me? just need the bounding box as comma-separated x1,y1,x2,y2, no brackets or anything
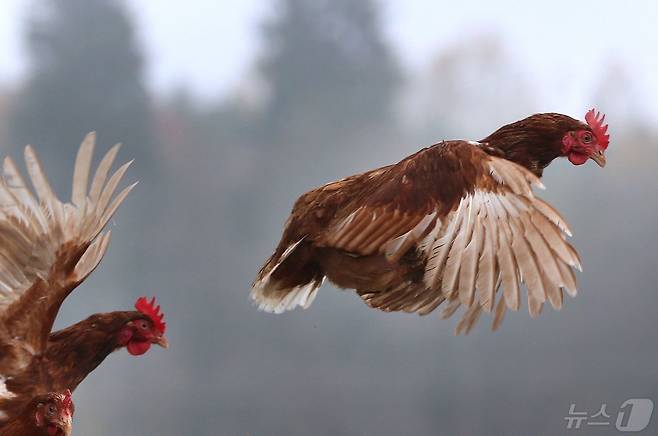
0,391,74,436
252,109,610,333
0,134,167,424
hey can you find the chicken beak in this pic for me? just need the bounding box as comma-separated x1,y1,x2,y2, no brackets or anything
590,150,606,167
153,335,169,349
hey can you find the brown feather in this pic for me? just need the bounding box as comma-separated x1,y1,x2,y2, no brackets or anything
253,113,587,334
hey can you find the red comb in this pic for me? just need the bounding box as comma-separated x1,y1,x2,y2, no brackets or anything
135,296,167,335
585,108,610,150
62,390,73,415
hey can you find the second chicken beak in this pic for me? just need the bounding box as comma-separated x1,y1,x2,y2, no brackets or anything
153,335,169,349
590,150,606,167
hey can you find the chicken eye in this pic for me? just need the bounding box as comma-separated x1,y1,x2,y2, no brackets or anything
139,321,149,330
48,405,56,414
581,132,592,143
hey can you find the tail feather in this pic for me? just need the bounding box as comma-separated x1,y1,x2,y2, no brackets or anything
250,277,323,314
251,239,324,313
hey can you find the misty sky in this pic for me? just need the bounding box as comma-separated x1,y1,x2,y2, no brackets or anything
1,0,657,120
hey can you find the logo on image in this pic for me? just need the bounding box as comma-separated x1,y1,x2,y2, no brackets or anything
565,399,653,432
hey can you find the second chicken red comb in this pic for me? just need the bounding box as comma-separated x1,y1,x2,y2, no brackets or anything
135,296,167,334
585,108,610,150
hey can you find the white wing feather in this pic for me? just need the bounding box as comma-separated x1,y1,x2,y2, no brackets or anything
422,156,579,333
0,133,134,313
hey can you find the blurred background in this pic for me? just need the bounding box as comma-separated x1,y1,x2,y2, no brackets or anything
1,0,657,435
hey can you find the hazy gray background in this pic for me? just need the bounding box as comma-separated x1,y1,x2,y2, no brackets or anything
0,0,657,435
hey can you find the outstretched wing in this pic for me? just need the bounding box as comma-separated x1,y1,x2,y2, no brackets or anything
315,141,581,332
0,132,136,354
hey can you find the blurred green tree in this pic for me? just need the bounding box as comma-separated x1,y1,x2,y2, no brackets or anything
10,0,156,181
258,0,401,152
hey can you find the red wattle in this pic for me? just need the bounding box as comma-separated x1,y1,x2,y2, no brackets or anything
127,340,152,356
47,424,58,436
568,152,588,165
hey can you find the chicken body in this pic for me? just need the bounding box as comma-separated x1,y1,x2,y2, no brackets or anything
252,111,610,333
0,311,166,422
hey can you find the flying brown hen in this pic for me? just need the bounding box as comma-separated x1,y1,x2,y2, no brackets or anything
252,110,610,333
